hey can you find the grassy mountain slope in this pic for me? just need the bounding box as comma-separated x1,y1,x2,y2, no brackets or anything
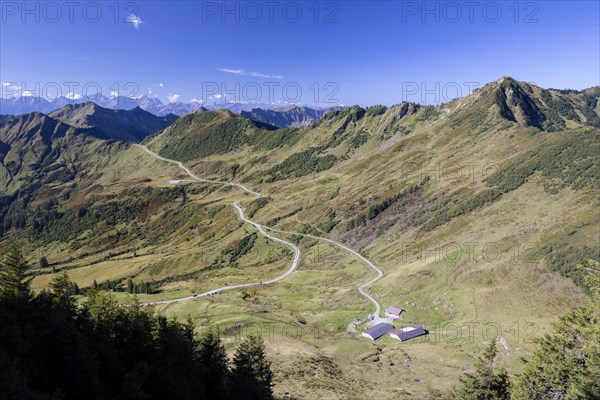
140,77,599,397
0,109,183,256
147,109,279,162
0,111,123,196
1,77,599,399
49,102,178,142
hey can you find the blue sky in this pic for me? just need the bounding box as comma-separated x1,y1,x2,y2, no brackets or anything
1,1,598,106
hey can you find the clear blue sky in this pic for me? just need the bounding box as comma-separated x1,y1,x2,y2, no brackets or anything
1,1,598,106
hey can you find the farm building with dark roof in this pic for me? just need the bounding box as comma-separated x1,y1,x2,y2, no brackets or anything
390,326,429,342
362,323,394,340
385,306,405,319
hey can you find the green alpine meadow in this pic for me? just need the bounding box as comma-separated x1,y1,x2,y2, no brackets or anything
1,1,599,399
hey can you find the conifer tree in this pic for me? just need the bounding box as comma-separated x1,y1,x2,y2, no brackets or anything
198,328,230,400
127,279,134,294
513,259,600,399
39,255,49,269
447,340,511,400
49,272,73,309
231,335,274,400
0,243,32,301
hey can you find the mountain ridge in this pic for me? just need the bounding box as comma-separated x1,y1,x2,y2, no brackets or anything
240,105,345,128
0,94,343,126
457,77,600,131
48,102,178,142
1,76,599,399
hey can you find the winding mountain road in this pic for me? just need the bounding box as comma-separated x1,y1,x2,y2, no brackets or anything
135,144,385,319
262,226,384,321
147,201,301,306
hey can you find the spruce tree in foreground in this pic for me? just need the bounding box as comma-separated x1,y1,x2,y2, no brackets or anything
198,328,230,400
231,335,274,400
0,244,279,399
447,340,511,400
0,243,32,301
512,259,600,399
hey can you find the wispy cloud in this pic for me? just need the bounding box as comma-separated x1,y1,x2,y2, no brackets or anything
2,82,20,90
2,82,22,97
217,68,283,80
167,93,181,103
218,68,243,75
127,14,143,29
147,83,164,95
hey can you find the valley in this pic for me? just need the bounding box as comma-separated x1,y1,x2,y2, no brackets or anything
1,77,599,399
135,142,386,325
2,2,599,398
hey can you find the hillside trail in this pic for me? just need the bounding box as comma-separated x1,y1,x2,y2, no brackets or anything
136,144,386,321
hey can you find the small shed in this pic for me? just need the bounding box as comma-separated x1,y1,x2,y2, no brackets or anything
362,323,394,340
390,326,428,342
385,306,405,319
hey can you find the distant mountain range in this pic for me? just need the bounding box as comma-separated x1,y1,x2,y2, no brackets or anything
0,95,342,127
240,106,345,128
